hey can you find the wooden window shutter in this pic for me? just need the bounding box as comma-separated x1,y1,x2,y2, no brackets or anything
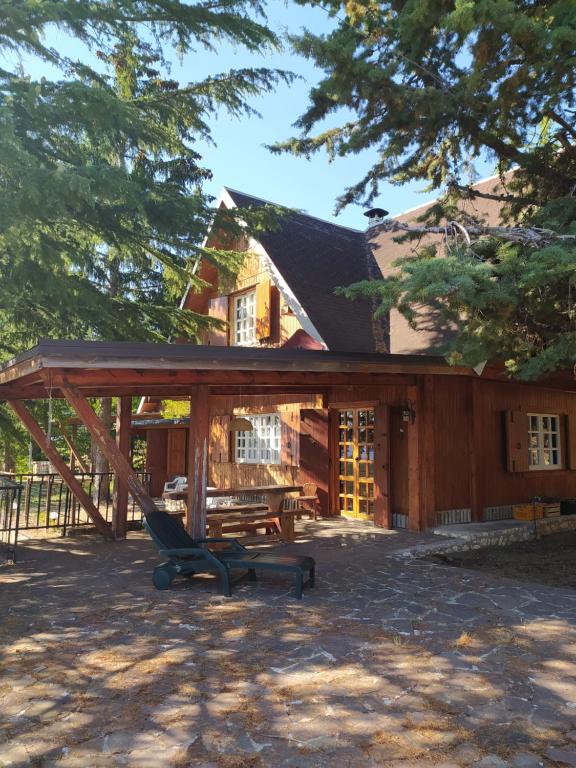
255,280,272,340
207,296,228,346
505,410,529,472
209,415,230,464
565,414,576,470
269,285,281,344
227,297,235,345
280,410,300,466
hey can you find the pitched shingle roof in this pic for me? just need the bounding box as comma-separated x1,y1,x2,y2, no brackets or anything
224,188,387,353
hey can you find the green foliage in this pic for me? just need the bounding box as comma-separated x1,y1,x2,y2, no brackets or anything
0,0,291,466
281,0,576,378
161,399,191,419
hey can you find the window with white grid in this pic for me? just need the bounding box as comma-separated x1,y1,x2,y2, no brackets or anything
528,414,561,470
235,413,281,465
233,291,256,346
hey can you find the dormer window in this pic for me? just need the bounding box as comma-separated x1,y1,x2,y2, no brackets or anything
233,290,256,345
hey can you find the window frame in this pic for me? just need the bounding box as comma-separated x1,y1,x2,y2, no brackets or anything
527,413,562,471
232,289,256,346
234,413,281,466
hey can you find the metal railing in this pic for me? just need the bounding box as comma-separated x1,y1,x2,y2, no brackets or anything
0,471,150,540
0,478,23,563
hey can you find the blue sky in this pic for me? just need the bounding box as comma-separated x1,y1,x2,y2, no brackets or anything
6,2,494,229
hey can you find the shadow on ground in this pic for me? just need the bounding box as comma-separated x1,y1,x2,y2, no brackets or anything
1,519,576,767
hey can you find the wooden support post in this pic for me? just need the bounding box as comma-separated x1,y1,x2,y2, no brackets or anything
407,377,436,531
61,385,158,517
418,376,436,530
186,385,209,539
469,379,483,522
6,400,112,539
373,403,391,528
57,420,89,473
112,396,132,539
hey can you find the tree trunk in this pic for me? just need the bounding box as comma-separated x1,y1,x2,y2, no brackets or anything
1,444,15,473
91,397,113,503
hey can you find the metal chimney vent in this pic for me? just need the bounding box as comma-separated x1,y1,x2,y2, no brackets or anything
363,207,389,228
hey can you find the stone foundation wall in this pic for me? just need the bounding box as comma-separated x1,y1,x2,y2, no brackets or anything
397,514,576,559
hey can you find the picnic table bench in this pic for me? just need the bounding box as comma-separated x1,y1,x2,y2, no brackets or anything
162,484,303,544
207,504,295,543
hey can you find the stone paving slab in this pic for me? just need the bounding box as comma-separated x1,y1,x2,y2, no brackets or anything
0,518,575,766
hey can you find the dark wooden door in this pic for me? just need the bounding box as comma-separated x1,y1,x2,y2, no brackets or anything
299,409,329,516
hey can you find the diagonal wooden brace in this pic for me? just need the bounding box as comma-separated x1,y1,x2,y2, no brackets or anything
61,384,158,517
7,400,113,539
56,419,89,473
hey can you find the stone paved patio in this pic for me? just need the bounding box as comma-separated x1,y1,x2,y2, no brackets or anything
1,518,576,767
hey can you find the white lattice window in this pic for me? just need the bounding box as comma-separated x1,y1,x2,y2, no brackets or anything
235,413,281,465
528,414,561,470
233,291,256,346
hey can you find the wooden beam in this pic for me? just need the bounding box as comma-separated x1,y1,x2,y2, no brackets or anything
56,419,89,473
418,376,436,530
209,387,330,397
186,386,209,539
469,379,483,522
373,403,391,528
6,400,112,539
112,396,132,539
406,385,421,532
61,384,158,517
48,368,427,390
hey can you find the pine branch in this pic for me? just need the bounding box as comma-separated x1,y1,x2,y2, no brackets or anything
373,219,576,248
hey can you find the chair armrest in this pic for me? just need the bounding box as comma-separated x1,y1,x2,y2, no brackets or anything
198,537,248,552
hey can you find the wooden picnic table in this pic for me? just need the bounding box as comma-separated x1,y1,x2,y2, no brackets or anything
163,484,304,513
164,500,297,543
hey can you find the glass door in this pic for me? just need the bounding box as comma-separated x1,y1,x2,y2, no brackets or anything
337,409,375,519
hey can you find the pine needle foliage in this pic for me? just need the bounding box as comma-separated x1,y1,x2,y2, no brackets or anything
277,0,576,378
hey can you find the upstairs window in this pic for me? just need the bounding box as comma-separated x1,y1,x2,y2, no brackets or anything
235,413,281,465
528,413,561,470
233,290,256,346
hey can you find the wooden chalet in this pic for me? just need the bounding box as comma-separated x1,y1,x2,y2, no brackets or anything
2,177,575,539
127,180,576,533
134,187,386,508
1,340,575,542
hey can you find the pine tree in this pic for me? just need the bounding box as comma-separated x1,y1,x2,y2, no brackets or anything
276,0,576,378
0,0,291,466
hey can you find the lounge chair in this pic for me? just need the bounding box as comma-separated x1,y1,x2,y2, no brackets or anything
143,511,315,599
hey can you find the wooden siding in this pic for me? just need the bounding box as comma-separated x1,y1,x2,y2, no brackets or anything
432,377,472,513
145,429,168,496
433,377,576,513
210,463,300,491
208,396,309,490
389,407,409,520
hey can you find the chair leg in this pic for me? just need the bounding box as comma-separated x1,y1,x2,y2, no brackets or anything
220,567,232,597
309,566,316,587
295,571,304,600
248,568,257,581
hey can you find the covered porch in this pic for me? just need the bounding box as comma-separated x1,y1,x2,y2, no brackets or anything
0,340,466,539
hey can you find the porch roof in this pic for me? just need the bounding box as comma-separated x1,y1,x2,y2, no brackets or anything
0,339,468,400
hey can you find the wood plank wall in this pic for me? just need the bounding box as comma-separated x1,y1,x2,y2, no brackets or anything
208,395,318,490
433,377,576,514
